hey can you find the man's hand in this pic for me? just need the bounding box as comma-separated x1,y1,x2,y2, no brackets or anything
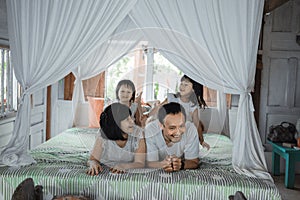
170,156,182,171
162,155,183,172
162,155,173,172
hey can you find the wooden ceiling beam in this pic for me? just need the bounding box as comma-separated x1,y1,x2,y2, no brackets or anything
264,0,290,13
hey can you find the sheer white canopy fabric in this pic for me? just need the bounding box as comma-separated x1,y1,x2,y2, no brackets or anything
0,0,137,166
159,50,228,134
72,18,144,126
128,0,269,179
0,0,269,180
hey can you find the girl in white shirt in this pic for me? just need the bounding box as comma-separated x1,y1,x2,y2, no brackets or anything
168,75,209,149
86,103,146,175
115,79,144,127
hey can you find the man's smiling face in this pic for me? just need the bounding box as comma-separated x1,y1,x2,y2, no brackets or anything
160,112,186,145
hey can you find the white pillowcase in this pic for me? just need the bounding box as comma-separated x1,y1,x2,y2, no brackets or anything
199,133,233,166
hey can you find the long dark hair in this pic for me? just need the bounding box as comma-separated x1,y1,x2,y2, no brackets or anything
100,103,132,141
176,75,207,109
115,79,136,103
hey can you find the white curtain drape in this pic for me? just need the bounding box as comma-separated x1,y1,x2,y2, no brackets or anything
72,18,144,126
0,0,137,166
1,0,269,180
129,0,269,179
158,50,228,134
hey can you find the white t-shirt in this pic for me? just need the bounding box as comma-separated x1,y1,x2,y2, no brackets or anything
167,93,198,122
145,119,199,162
98,125,143,166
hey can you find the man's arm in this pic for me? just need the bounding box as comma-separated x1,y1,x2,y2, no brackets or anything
171,156,199,171
183,158,199,169
182,122,200,166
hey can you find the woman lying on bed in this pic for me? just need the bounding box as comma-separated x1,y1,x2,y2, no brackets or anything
86,103,146,175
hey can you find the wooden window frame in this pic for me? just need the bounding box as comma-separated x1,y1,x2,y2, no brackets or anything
63,72,105,101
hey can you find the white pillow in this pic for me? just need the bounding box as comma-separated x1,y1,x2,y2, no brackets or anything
199,133,233,165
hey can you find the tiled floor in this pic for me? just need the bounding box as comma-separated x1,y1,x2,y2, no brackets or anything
273,174,300,200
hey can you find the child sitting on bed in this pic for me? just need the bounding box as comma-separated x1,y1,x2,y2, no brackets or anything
147,75,210,149
86,103,146,175
114,79,145,127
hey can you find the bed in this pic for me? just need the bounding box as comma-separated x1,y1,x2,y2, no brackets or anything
0,128,281,200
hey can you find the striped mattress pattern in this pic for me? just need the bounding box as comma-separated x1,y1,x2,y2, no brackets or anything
0,128,281,200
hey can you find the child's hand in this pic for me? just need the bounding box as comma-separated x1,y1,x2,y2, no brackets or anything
202,141,210,150
135,92,143,104
86,160,103,176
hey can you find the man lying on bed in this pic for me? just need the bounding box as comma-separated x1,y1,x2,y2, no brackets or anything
86,103,146,175
145,102,199,172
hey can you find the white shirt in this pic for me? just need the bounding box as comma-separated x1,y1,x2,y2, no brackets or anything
167,93,198,122
98,125,143,166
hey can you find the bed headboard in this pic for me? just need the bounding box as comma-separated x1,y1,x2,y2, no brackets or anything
54,101,237,138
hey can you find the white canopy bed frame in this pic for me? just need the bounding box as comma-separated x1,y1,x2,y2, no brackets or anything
0,0,278,198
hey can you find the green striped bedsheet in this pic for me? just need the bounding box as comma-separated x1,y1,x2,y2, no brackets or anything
0,128,281,200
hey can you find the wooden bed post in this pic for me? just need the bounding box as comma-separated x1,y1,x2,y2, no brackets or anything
46,85,51,140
